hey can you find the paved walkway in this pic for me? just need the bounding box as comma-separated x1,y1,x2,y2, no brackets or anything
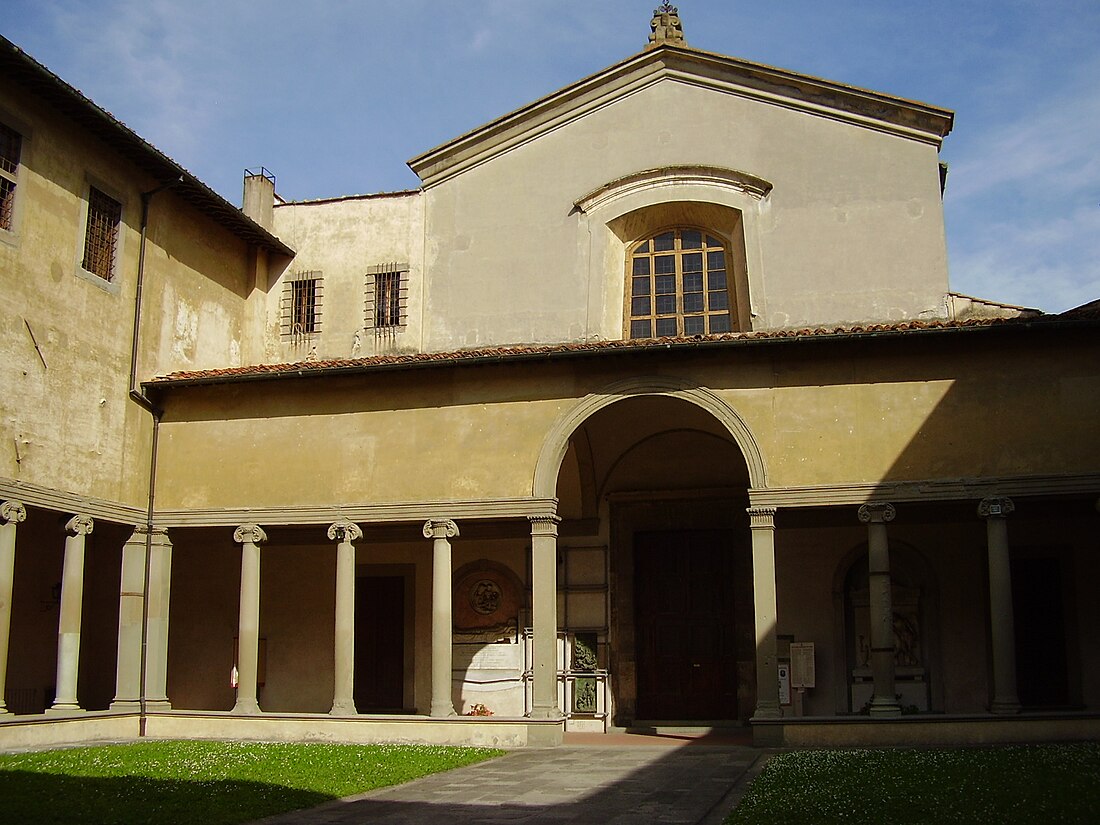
251,733,770,825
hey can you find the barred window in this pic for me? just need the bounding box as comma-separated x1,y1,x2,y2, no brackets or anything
281,272,323,340
365,263,408,330
82,186,122,281
626,228,735,339
0,122,23,232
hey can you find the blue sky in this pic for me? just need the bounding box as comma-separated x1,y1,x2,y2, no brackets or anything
5,1,1098,311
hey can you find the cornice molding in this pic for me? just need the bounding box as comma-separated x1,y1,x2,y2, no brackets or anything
749,473,1100,508
154,497,559,529
0,477,145,525
410,46,952,188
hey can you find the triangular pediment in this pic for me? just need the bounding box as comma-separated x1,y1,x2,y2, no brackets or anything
408,44,953,188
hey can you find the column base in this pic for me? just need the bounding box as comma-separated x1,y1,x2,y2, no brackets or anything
231,698,262,715
330,701,358,717
109,700,142,712
143,699,173,712
430,700,456,718
990,699,1022,715
45,704,85,717
752,701,782,720
529,706,564,721
868,700,902,718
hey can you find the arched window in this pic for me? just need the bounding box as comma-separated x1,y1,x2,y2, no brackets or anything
626,229,735,339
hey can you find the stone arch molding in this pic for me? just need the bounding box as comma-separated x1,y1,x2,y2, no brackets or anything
533,376,768,499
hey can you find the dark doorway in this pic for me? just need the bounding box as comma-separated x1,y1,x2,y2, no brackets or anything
634,530,738,720
354,576,405,712
1012,556,1070,707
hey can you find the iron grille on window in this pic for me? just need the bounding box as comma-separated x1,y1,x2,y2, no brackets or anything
627,228,735,339
82,187,122,281
365,263,408,330
0,122,21,232
280,272,323,341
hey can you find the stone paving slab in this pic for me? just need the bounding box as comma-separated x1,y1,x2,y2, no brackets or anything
250,744,766,825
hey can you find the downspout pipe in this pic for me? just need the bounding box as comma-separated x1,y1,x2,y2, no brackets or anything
130,177,180,734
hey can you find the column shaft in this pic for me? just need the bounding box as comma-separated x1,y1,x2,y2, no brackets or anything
49,514,94,714
143,528,173,709
859,503,900,717
530,516,561,720
424,519,458,717
0,501,27,715
748,507,781,719
982,497,1020,714
111,527,147,710
329,519,362,716
232,524,266,714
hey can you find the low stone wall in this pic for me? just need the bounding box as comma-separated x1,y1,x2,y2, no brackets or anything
754,714,1100,748
0,712,141,751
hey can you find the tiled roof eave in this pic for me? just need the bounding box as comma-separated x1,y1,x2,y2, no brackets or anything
145,315,1090,390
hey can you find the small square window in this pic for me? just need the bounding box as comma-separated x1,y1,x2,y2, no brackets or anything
82,187,122,281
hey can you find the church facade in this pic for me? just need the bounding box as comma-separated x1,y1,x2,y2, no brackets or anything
2,9,1098,750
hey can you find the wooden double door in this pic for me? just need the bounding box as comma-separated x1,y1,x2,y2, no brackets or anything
634,530,739,720
354,576,405,712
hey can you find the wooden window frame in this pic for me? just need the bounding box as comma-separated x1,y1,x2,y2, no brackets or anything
625,228,736,339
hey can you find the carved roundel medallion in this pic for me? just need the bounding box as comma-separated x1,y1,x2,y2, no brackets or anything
470,579,503,615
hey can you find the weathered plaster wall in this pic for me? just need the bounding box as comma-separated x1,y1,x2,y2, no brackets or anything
420,76,948,351
153,332,1099,510
0,83,265,510
271,193,423,362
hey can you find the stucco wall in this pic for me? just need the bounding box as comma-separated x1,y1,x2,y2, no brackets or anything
420,77,948,351
153,330,1099,511
0,83,264,510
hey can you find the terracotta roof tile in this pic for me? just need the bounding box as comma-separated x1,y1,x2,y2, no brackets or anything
150,316,1053,386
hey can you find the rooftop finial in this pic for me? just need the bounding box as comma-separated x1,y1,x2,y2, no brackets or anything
648,2,685,48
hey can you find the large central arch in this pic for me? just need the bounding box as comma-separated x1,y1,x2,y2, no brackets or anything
532,375,769,500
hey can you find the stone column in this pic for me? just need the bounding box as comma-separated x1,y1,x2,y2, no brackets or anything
144,528,173,710
111,526,147,710
0,500,27,715
423,519,458,717
48,514,94,714
328,518,362,716
748,506,781,719
980,497,1021,714
858,503,900,717
232,523,267,714
529,515,562,720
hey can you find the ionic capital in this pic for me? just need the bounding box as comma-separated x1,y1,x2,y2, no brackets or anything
233,523,268,545
327,519,363,543
528,514,561,536
857,502,896,524
422,518,459,540
1,500,27,525
978,497,1015,519
65,514,94,536
747,506,777,529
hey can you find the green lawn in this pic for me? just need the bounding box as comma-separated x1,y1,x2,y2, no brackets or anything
728,743,1100,825
0,740,504,825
